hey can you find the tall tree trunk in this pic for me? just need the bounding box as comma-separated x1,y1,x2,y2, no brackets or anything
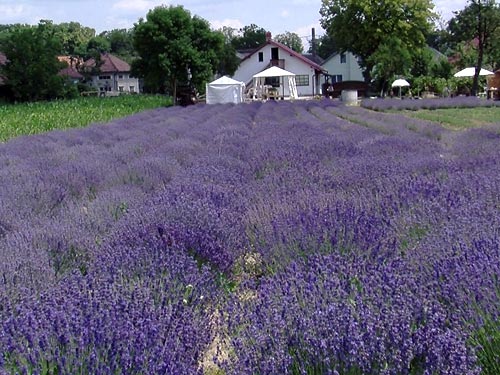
172,77,177,106
472,0,485,96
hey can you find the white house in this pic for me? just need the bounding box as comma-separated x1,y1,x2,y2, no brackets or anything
83,53,139,95
321,51,364,83
232,33,326,98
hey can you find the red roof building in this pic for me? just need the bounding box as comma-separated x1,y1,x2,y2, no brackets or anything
84,53,131,73
58,56,84,80
83,53,139,95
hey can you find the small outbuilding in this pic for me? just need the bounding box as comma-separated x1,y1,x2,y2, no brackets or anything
206,76,245,104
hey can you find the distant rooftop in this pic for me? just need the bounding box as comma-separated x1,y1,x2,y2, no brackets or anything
84,53,131,73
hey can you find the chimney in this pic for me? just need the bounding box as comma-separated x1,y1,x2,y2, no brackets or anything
266,31,272,42
311,28,316,58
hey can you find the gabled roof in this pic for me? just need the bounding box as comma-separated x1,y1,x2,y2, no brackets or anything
323,50,350,64
209,76,244,85
84,53,131,73
302,53,324,66
58,56,84,79
58,66,84,79
240,35,325,73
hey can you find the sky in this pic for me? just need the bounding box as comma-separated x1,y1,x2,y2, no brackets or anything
0,0,469,47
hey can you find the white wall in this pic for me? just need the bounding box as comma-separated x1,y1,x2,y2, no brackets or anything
90,73,139,93
322,52,364,82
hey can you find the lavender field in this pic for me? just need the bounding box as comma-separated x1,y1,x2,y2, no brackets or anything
1,99,499,374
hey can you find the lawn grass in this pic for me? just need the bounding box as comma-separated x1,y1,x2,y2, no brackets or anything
403,106,500,130
0,95,172,142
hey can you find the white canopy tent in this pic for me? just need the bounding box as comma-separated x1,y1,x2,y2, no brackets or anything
252,66,298,100
206,76,245,104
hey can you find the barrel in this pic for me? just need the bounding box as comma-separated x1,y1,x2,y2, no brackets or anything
341,89,358,105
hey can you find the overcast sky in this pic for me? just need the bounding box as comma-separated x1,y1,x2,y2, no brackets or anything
0,0,469,46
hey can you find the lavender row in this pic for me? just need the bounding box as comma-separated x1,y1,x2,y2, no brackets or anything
1,99,499,373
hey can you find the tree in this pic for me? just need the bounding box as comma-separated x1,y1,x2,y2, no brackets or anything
410,47,433,77
0,21,68,101
310,34,338,59
320,0,435,81
132,5,224,100
448,0,500,95
368,36,412,95
275,31,304,53
54,22,95,56
99,29,136,63
231,24,267,50
216,27,240,77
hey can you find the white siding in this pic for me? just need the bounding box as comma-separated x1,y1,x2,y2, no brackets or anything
90,73,139,94
322,52,364,82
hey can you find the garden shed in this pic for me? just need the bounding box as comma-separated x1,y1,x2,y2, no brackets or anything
206,76,245,104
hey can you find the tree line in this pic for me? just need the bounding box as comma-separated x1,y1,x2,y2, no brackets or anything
320,0,500,96
0,1,499,102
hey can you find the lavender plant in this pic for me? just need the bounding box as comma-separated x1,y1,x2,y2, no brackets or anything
1,99,499,374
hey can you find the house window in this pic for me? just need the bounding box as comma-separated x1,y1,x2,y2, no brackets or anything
331,74,343,83
118,75,123,79
129,86,135,92
340,53,346,64
258,52,263,62
295,75,309,86
119,86,124,92
98,75,111,80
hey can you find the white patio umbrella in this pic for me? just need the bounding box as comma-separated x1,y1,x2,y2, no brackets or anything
391,78,410,98
453,67,494,77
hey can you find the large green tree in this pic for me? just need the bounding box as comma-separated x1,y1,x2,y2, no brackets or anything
54,22,96,56
368,36,413,95
310,33,338,59
0,21,69,101
216,26,240,77
99,28,136,63
275,31,304,53
448,0,500,94
320,0,435,81
231,24,267,50
132,5,224,100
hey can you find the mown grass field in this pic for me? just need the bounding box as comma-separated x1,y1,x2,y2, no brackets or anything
0,95,172,142
404,106,500,129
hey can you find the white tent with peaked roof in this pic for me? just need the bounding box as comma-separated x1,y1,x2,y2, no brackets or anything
206,76,245,104
252,66,298,100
